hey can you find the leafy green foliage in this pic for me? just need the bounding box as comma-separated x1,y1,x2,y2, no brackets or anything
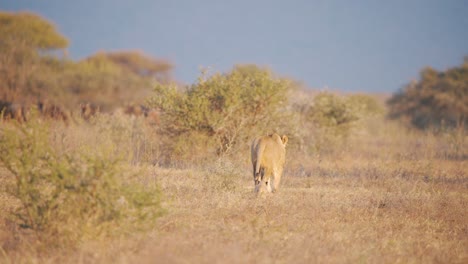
303,92,384,153
149,65,294,161
0,11,68,51
105,50,172,81
310,92,359,128
0,115,163,249
387,59,468,129
0,11,68,102
309,92,383,129
347,94,385,118
60,53,151,110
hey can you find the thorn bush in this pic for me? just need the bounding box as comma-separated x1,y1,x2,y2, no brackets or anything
0,115,164,250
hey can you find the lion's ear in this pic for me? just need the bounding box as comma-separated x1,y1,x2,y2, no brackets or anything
281,135,288,146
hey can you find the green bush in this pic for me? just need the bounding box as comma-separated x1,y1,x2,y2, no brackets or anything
346,94,385,118
149,65,295,163
309,92,359,128
305,92,384,153
0,116,163,249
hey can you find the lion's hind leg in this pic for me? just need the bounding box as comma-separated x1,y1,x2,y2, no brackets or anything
254,167,264,193
255,167,273,194
272,167,282,193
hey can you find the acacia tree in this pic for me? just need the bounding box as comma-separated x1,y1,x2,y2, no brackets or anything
60,53,145,110
0,11,68,102
387,59,468,129
57,51,173,110
0,12,173,110
104,51,173,83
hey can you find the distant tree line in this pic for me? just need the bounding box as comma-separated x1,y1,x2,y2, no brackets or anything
0,11,172,110
3,11,465,134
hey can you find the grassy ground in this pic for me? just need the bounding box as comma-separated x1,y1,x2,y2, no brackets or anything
0,116,467,263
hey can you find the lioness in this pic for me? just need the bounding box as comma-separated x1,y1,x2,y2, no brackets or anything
251,133,288,193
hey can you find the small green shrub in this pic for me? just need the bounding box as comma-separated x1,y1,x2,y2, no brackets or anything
0,117,163,249
310,92,359,129
346,94,385,118
306,92,384,153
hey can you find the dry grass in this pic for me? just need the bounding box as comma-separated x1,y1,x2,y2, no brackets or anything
0,115,467,263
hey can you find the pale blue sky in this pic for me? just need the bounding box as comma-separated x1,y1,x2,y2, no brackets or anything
2,0,467,92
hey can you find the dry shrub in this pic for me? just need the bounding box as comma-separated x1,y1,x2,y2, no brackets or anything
86,112,164,165
0,113,164,252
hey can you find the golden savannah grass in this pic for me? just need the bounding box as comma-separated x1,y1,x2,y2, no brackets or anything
0,110,466,264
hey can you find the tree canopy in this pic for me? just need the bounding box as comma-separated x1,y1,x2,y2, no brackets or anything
387,59,468,129
59,52,153,110
0,11,68,50
104,51,172,82
0,11,68,102
0,11,173,109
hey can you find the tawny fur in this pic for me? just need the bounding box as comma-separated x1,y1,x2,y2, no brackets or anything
250,133,288,194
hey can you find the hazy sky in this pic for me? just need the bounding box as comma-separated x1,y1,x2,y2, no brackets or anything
2,0,468,92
